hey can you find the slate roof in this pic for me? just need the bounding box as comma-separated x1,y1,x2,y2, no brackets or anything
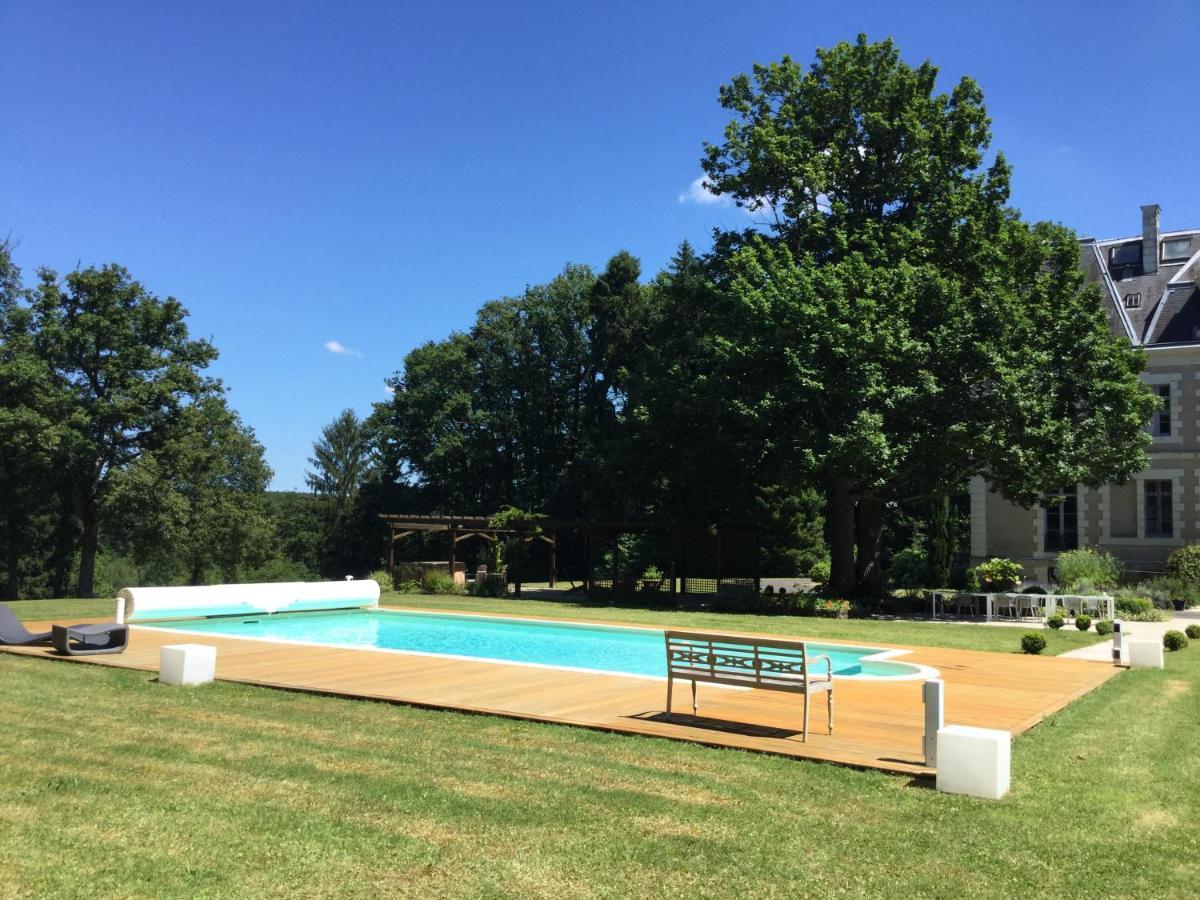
1081,227,1200,346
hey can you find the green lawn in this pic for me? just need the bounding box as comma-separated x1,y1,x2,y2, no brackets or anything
0,592,1153,896
389,592,1105,654
1,627,1198,898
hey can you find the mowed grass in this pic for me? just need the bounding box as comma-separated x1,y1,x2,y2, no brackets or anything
2,639,1200,898
386,592,1106,654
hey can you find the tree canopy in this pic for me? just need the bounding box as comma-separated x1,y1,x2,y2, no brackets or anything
695,36,1155,592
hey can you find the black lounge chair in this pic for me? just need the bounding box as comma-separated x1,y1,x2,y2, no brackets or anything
0,605,53,646
51,623,129,656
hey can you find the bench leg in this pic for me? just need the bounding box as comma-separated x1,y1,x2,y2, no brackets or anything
828,689,834,735
666,674,673,716
691,679,698,715
802,691,810,743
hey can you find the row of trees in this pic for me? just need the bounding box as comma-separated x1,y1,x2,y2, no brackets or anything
347,36,1154,593
0,245,354,598
1,36,1158,597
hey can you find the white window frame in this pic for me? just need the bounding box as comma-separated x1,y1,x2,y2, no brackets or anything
1033,485,1086,559
1100,470,1185,547
1162,238,1191,263
1143,373,1182,444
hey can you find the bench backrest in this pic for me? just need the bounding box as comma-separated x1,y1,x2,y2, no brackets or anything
665,630,816,693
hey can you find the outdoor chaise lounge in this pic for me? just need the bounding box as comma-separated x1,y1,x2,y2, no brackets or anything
51,623,129,656
0,604,53,646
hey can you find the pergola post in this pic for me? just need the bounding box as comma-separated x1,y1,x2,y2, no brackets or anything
548,532,557,588
448,528,456,575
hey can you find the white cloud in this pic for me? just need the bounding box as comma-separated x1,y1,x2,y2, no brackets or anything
324,339,362,358
677,175,728,206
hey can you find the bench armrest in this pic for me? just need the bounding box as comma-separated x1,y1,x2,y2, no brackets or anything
808,653,834,680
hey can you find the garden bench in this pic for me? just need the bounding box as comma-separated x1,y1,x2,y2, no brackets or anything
664,630,833,742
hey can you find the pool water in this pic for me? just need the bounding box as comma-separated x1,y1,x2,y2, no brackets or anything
141,609,926,679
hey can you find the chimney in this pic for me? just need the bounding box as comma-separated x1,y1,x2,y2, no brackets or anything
1141,204,1160,275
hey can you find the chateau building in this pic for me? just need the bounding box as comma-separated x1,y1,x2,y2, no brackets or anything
971,204,1200,579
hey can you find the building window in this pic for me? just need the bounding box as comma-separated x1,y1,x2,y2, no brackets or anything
1044,488,1078,552
1151,384,1171,436
1123,292,1142,309
1144,480,1174,538
1162,238,1191,262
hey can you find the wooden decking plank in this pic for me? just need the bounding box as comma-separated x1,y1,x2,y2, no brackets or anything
0,609,1120,776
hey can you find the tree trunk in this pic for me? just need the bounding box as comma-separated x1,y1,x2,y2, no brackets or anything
826,479,856,595
854,493,885,596
926,494,951,587
77,502,99,599
49,488,79,599
3,538,19,600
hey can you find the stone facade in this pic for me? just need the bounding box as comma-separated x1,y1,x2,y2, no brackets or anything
973,206,1200,580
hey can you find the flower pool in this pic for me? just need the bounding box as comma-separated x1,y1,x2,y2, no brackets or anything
140,609,934,680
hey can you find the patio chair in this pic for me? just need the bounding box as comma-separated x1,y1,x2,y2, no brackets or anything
51,623,129,656
1015,593,1042,620
951,592,979,618
992,594,1018,619
0,604,53,646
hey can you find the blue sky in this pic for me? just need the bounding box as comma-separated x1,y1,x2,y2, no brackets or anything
3,0,1198,489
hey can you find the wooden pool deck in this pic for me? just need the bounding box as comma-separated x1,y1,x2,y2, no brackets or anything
3,606,1119,777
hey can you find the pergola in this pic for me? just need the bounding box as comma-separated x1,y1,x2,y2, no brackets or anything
381,513,760,600
382,514,559,590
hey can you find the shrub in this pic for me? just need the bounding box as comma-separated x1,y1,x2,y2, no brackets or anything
1187,624,1200,640
1140,577,1191,611
1047,613,1065,630
1021,632,1047,654
1094,619,1113,636
369,568,394,592
642,564,664,583
1163,630,1189,652
470,574,508,598
1056,548,1121,591
1113,590,1169,622
808,558,831,586
1074,614,1092,632
396,579,421,594
1165,544,1200,587
887,547,928,589
971,558,1023,592
1114,592,1153,618
420,568,461,595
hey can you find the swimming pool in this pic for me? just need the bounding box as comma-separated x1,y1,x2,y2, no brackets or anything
140,609,934,680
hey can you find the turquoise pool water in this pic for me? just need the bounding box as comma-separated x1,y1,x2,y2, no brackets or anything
141,609,925,679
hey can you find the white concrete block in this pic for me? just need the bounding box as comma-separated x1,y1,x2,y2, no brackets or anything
1128,640,1165,670
935,725,1011,799
159,643,217,686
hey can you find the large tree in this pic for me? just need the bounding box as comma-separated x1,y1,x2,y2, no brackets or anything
29,264,217,597
108,396,276,584
699,36,1156,593
306,408,371,519
0,243,68,597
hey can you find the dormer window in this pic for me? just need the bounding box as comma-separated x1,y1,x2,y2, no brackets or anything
1162,237,1192,262
1123,292,1142,309
1110,241,1142,270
